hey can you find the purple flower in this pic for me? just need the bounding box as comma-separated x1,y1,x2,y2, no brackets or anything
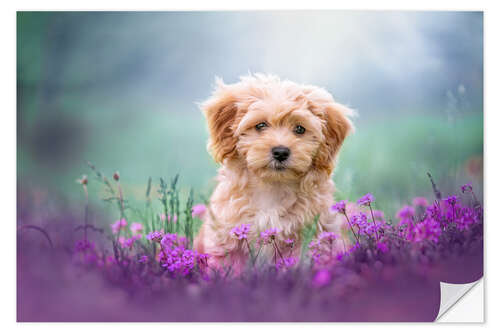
330,200,347,213
138,255,149,263
308,231,341,266
348,242,361,253
146,230,164,243
161,233,178,248
312,269,331,288
121,237,136,249
160,246,199,276
230,223,251,240
318,231,338,242
426,202,442,220
357,193,374,206
110,218,127,234
191,204,207,218
461,183,473,193
260,227,280,243
276,257,297,269
396,205,415,227
336,252,347,261
412,197,429,207
376,241,389,253
284,238,295,247
410,217,442,243
456,207,479,231
444,195,458,206
397,205,415,219
362,220,384,237
196,253,210,265
308,239,321,249
351,212,368,228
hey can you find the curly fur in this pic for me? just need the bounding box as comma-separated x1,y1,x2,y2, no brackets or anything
194,73,354,270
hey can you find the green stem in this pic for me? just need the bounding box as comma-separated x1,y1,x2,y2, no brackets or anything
343,211,360,243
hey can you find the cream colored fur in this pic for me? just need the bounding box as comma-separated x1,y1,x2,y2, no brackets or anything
194,74,354,269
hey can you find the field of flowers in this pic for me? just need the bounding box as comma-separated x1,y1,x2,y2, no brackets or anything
17,164,483,322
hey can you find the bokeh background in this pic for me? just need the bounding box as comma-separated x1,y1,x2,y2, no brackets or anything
17,11,483,220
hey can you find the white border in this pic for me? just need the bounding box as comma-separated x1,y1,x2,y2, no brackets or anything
3,1,498,331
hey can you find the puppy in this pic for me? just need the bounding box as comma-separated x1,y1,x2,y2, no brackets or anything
194,74,354,270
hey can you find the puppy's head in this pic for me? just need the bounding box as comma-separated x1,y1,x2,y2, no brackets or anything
202,74,354,182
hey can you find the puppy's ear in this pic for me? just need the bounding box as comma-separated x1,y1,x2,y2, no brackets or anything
201,78,240,164
305,88,354,174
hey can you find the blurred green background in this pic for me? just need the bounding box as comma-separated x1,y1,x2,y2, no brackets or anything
17,11,483,221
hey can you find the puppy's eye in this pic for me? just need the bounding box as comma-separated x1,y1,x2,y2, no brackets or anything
294,125,306,135
255,122,268,131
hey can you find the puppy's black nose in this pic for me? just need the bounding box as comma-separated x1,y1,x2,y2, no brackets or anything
272,146,290,162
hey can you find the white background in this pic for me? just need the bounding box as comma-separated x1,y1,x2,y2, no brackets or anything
1,0,497,331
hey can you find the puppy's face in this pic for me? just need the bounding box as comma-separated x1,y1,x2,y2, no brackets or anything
234,99,324,181
202,74,353,182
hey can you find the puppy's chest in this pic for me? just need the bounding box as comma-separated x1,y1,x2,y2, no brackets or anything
247,185,301,230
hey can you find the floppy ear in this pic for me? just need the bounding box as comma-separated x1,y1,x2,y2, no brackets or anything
201,79,240,164
306,88,354,174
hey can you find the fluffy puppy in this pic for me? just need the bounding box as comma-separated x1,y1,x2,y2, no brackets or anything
194,74,354,270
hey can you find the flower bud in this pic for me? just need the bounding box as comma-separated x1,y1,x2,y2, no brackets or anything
113,171,120,181
77,175,88,185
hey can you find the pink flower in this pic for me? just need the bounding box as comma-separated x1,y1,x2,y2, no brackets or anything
259,228,280,243
191,204,207,218
230,224,251,240
276,257,297,270
138,255,149,263
444,195,458,206
318,231,338,242
412,197,429,207
396,205,415,225
160,214,178,223
330,200,347,213
121,237,136,249
312,269,331,288
130,222,143,236
357,193,374,206
118,236,126,246
111,219,127,234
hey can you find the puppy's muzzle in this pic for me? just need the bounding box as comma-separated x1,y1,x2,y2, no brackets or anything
271,146,290,162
